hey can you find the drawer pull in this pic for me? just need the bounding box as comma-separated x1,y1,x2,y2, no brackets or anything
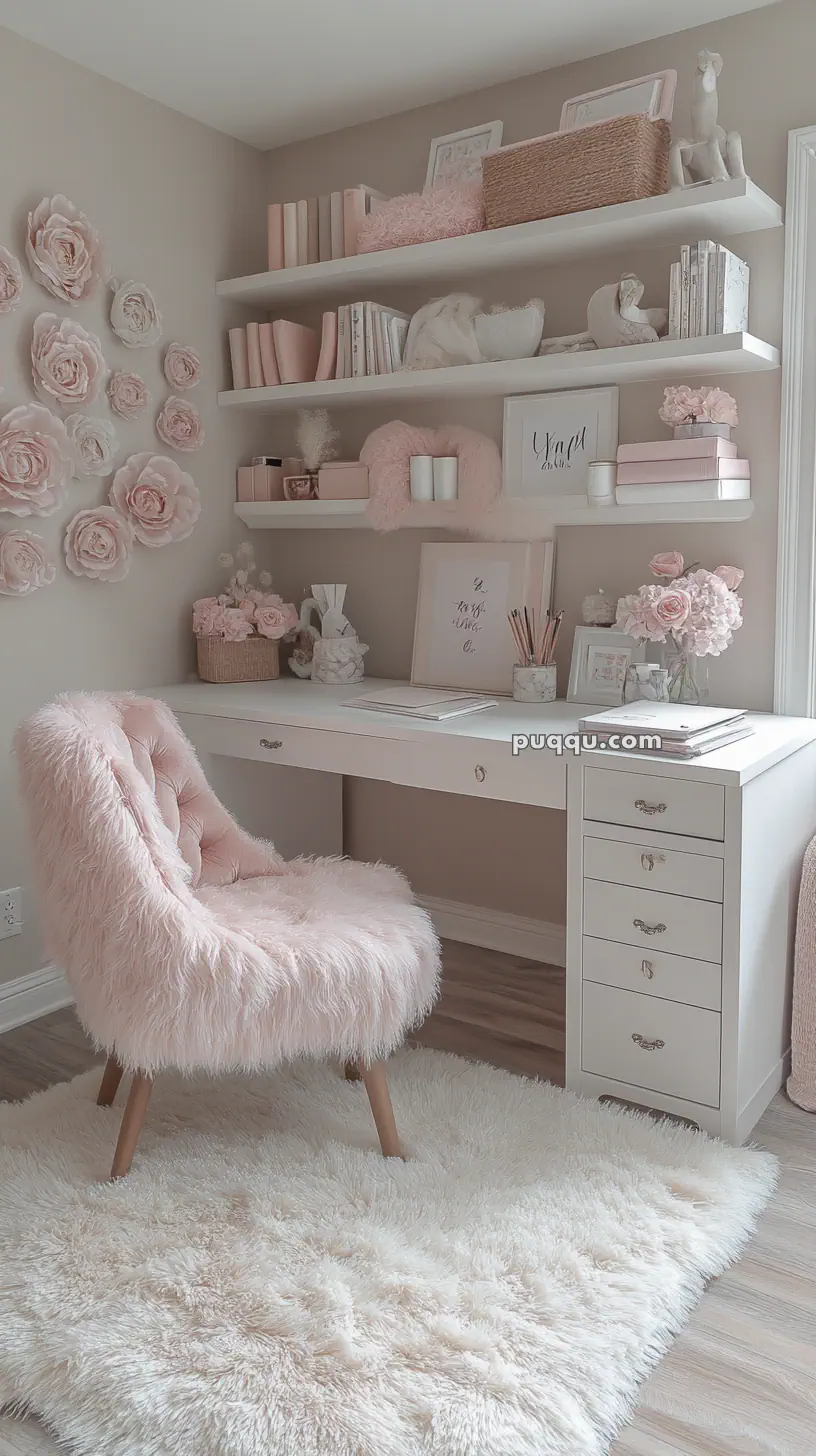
259,738,283,750
631,1033,665,1051
634,798,667,815
474,765,486,783
641,958,654,979
633,918,666,936
640,852,665,872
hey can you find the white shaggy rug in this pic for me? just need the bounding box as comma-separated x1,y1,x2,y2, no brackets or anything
0,1049,776,1456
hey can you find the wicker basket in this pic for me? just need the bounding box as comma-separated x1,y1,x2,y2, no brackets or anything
482,116,670,229
196,634,280,683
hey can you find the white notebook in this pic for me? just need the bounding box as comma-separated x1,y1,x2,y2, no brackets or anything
345,687,498,720
579,702,745,740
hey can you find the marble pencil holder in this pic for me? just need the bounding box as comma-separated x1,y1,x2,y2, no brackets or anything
513,664,557,703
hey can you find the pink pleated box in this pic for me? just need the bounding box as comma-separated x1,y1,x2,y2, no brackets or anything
317,462,370,499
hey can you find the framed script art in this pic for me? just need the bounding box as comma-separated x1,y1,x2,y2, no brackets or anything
425,122,504,190
559,71,677,132
502,387,619,509
567,627,645,707
412,541,554,695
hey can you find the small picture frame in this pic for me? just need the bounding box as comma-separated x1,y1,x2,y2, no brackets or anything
560,71,677,132
502,387,619,510
424,121,504,190
567,627,645,706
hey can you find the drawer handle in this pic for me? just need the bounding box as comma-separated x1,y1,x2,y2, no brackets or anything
633,918,666,936
632,1033,665,1051
641,958,654,979
635,798,667,816
640,852,665,872
474,765,486,783
259,738,283,750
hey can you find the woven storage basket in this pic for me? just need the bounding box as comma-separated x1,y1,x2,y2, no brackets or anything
196,634,280,683
482,116,670,229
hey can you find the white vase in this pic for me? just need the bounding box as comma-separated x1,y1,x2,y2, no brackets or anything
673,422,733,441
311,636,368,684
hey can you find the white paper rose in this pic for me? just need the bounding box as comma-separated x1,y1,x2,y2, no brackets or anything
109,452,201,547
164,342,201,390
0,246,23,314
107,370,150,420
0,529,56,596
32,313,106,409
0,402,73,516
64,506,134,582
110,280,162,347
26,194,102,305
156,395,204,453
65,413,119,478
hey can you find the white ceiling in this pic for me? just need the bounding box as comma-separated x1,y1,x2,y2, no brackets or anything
0,0,775,150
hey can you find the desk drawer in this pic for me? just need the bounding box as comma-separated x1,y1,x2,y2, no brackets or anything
584,767,725,840
582,981,721,1107
583,879,722,962
583,836,723,902
582,935,722,1011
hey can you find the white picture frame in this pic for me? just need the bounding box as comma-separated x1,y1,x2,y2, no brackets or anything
502,387,619,509
424,121,504,190
567,627,646,706
560,71,677,132
411,540,554,695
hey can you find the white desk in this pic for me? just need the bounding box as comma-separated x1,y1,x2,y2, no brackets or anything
160,677,816,1142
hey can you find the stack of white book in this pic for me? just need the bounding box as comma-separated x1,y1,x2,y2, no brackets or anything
668,239,749,340
335,302,410,379
578,702,753,758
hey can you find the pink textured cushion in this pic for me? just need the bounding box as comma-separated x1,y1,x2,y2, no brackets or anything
357,182,485,253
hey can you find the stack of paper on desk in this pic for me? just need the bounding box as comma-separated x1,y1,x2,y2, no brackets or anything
579,701,753,758
345,687,498,721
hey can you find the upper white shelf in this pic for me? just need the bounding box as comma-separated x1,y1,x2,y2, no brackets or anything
218,179,782,309
234,498,754,533
218,333,778,414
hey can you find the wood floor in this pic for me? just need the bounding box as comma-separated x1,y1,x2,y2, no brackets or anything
0,941,814,1455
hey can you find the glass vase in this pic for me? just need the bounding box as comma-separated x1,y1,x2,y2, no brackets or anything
663,642,710,705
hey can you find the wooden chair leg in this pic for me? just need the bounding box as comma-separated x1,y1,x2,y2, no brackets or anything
344,1059,362,1081
96,1055,124,1108
360,1060,403,1158
109,1073,153,1180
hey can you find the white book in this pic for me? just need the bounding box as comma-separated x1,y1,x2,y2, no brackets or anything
346,687,497,720
688,244,699,337
668,262,681,341
350,303,366,378
579,701,745,740
706,245,722,335
376,309,391,373
679,244,691,339
329,191,344,260
615,478,750,504
721,250,750,333
696,240,713,337
335,304,350,380
363,302,377,376
388,314,409,368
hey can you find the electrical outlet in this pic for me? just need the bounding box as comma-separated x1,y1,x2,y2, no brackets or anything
0,887,21,940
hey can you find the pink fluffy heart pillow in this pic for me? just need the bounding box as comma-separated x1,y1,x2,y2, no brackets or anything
357,182,485,253
360,420,501,532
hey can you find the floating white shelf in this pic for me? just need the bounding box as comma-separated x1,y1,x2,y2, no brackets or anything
218,333,778,414
234,498,754,533
217,179,782,308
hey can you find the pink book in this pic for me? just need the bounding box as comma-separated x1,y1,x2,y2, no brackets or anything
296,200,308,266
617,457,750,485
272,319,319,384
228,327,249,391
617,436,738,463
267,203,284,271
245,322,264,388
314,312,338,382
343,187,366,256
258,322,280,386
282,203,298,267
306,198,319,265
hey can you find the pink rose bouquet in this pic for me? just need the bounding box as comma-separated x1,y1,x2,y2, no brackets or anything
616,550,744,701
658,385,739,429
193,541,296,642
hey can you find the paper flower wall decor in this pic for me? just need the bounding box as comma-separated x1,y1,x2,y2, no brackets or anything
26,195,102,305
156,395,204,452
109,452,201,546
64,505,134,582
65,413,119,478
163,342,201,390
107,370,150,420
0,529,56,595
0,246,23,313
32,313,106,409
109,279,162,347
0,402,73,516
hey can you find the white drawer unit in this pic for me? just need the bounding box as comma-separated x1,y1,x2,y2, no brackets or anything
581,981,722,1108
584,766,725,840
583,878,723,963
582,935,722,1012
583,835,724,902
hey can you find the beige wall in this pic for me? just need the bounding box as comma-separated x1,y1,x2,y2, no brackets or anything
0,26,269,986
261,0,811,924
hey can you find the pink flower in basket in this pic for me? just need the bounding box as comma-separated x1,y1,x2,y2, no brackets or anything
255,601,298,639
221,607,253,642
649,551,684,579
192,597,222,635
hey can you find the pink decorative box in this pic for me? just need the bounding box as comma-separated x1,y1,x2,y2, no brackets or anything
617,458,749,485
317,462,370,499
617,437,738,463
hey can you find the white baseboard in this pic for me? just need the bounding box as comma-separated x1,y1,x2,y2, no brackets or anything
0,964,73,1035
417,894,566,966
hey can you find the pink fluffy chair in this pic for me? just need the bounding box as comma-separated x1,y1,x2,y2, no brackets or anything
15,693,440,1178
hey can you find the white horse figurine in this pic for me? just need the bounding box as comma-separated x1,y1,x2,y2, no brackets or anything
669,50,746,190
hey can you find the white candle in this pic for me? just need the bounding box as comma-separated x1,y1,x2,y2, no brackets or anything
586,460,617,506
410,456,434,502
433,456,459,501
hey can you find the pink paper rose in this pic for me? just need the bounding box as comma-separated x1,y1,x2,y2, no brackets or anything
65,413,118,478
155,395,205,453
0,246,23,314
0,529,56,596
221,607,254,642
64,506,133,582
0,402,73,516
649,551,684,579
26,194,102,305
713,564,744,591
651,587,691,632
110,280,162,347
32,313,106,408
107,370,150,420
193,597,224,636
255,601,298,639
238,598,256,621
164,342,201,390
110,451,201,547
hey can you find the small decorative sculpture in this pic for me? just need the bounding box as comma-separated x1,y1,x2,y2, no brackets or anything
538,273,668,355
403,294,546,368
291,585,369,683
668,51,746,190
582,589,617,626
